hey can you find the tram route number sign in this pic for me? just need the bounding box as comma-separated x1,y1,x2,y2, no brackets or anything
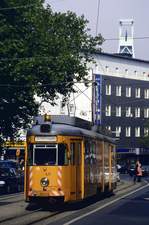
16,148,20,157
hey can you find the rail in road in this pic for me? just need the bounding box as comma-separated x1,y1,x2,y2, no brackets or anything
0,179,148,225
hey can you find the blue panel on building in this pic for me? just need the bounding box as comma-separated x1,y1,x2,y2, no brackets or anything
117,148,130,153
95,74,102,125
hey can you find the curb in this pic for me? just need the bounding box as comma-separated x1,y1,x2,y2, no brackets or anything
115,179,148,194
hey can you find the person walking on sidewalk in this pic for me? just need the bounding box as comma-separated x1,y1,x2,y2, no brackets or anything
134,160,142,183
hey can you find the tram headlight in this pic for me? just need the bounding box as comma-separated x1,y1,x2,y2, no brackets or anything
40,177,49,187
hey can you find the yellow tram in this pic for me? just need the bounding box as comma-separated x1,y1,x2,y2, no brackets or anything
25,115,117,203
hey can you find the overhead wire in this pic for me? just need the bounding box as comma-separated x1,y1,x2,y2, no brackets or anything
0,1,149,107
68,83,93,104
0,0,66,10
105,36,149,41
0,3,38,11
0,80,93,88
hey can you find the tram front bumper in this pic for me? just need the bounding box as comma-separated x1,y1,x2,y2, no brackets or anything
28,188,64,197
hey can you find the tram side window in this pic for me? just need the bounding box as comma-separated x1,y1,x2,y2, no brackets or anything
58,144,68,165
76,143,81,165
70,143,75,165
70,142,81,165
85,141,90,165
104,142,109,172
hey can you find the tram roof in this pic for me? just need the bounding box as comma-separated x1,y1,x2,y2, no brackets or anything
27,123,114,144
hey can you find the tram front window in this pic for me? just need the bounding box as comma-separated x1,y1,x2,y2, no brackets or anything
34,147,56,165
31,144,68,166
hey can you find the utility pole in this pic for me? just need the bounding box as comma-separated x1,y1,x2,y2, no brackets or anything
96,0,101,36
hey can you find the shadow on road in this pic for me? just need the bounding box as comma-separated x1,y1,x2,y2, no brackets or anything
26,192,114,212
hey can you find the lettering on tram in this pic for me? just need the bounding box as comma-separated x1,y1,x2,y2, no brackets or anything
25,115,116,204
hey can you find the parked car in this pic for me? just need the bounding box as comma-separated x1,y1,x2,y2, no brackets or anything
142,165,149,176
117,164,128,174
0,167,23,194
0,160,24,176
0,160,19,170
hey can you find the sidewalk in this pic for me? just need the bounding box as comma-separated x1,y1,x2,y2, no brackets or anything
115,176,148,194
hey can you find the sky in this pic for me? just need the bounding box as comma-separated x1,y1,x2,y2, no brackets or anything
46,0,149,61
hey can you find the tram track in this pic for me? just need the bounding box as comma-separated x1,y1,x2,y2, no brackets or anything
0,207,42,224
0,206,64,225
0,181,147,225
0,192,23,201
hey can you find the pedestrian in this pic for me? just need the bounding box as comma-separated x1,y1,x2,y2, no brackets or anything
133,160,142,183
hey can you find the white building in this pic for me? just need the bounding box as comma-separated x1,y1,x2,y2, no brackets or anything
37,52,149,122
37,51,149,165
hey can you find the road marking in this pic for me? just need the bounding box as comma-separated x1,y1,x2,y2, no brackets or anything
63,183,149,225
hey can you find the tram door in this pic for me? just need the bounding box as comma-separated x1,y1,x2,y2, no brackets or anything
70,141,82,200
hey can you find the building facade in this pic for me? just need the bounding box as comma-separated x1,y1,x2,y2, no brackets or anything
93,52,149,165
38,52,149,165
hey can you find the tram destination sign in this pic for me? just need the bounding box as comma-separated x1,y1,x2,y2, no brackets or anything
35,136,57,142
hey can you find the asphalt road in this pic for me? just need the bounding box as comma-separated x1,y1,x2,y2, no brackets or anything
0,176,148,225
59,185,149,225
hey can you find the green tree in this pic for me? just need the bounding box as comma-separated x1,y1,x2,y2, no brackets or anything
0,0,103,140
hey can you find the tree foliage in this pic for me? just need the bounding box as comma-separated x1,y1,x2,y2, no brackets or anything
0,0,103,139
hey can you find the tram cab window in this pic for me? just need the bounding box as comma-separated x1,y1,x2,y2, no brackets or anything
58,144,68,165
34,147,56,165
28,143,68,166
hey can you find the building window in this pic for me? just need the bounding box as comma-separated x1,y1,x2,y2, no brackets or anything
144,108,149,118
116,86,121,96
105,84,111,95
144,89,149,99
144,128,149,137
105,105,111,116
125,69,128,75
105,66,109,73
126,127,131,137
116,106,121,117
135,127,140,137
106,126,111,131
115,67,119,74
135,107,140,118
126,87,131,97
135,88,140,98
115,126,121,137
126,107,131,117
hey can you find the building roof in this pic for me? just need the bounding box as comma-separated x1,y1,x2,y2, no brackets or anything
94,51,149,65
